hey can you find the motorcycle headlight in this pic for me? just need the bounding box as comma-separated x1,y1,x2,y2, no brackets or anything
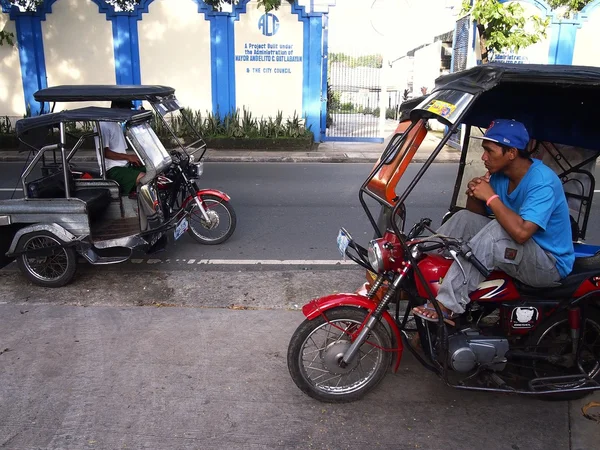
368,240,384,273
188,162,204,178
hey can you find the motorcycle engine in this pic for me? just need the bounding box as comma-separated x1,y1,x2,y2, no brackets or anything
447,331,509,373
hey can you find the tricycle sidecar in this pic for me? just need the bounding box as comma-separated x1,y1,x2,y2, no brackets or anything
0,106,183,287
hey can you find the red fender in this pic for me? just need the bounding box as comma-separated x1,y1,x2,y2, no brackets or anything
183,189,231,208
196,189,231,202
302,293,404,372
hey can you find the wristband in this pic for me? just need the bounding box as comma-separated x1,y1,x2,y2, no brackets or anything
486,194,500,207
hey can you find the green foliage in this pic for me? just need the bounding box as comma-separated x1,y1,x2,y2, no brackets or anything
547,0,592,13
329,53,383,69
462,0,550,63
151,108,311,142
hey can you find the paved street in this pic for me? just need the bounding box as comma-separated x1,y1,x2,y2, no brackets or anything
3,161,599,265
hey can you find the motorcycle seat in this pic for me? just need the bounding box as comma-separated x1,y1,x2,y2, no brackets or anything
515,254,600,299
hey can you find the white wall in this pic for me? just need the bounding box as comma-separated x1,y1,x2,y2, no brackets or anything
138,0,211,113
413,42,441,95
0,12,26,116
42,0,115,111
234,0,303,118
573,8,600,67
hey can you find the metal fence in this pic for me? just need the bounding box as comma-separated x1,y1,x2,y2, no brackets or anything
325,56,383,142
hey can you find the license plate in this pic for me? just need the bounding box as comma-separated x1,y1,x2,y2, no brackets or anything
174,217,189,240
336,229,350,257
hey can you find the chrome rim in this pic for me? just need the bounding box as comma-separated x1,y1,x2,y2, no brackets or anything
189,199,232,242
21,235,69,282
298,317,385,395
533,318,600,386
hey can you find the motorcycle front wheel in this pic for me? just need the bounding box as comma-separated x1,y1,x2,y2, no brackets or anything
287,307,392,403
187,194,237,245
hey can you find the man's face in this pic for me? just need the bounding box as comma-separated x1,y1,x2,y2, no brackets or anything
481,141,512,174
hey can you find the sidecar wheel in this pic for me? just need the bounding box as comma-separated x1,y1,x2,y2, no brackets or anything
16,231,77,288
525,308,600,401
188,194,237,245
287,307,392,403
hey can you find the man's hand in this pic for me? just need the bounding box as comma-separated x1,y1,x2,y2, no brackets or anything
466,172,495,203
128,154,142,166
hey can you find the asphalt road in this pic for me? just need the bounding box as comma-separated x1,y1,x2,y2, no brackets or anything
0,161,496,261
2,161,599,265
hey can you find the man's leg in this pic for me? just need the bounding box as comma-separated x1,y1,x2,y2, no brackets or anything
412,209,491,319
437,209,492,242
436,219,561,314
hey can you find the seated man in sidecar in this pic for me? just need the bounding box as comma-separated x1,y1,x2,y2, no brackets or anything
412,119,575,324
95,100,146,195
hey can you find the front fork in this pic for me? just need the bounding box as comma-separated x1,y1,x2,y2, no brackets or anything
341,262,411,367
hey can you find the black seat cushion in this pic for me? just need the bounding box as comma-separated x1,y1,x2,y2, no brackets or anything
516,255,600,299
75,188,112,219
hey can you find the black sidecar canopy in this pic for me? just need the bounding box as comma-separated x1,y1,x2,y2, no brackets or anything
429,64,600,151
34,85,175,103
16,107,153,136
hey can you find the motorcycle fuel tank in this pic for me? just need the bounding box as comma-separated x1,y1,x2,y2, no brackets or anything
416,256,519,302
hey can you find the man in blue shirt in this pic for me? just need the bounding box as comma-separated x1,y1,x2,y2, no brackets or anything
413,119,575,325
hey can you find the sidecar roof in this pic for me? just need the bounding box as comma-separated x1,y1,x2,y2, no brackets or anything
432,63,600,94
34,85,175,103
16,107,152,136
427,64,600,151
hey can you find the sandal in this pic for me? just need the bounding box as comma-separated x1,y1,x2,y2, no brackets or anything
412,303,457,327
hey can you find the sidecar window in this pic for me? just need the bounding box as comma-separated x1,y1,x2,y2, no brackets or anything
411,90,474,126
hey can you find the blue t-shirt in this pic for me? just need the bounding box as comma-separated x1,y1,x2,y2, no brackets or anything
489,159,574,278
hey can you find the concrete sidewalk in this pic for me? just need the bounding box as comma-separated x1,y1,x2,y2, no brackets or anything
0,267,599,450
0,134,461,164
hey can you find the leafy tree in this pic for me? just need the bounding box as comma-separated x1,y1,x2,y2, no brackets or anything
547,0,592,14
462,0,550,64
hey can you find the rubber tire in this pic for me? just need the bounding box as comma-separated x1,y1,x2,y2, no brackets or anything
16,231,77,288
525,308,600,401
287,307,392,403
187,194,237,245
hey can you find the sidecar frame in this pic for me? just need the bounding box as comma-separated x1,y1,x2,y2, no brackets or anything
0,106,185,286
361,64,600,245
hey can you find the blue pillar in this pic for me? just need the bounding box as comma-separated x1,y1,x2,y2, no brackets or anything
111,15,141,85
292,4,325,143
207,14,236,115
13,14,48,115
548,21,577,65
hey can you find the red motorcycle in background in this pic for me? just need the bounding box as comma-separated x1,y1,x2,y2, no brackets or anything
287,65,600,402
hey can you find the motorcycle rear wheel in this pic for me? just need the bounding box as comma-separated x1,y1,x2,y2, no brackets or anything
525,308,600,400
287,307,392,403
187,194,237,245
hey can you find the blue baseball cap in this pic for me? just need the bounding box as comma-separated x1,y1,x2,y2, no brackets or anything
474,119,530,151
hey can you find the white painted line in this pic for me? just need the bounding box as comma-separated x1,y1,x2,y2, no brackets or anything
195,259,355,265
0,188,22,191
188,259,196,264
595,190,600,193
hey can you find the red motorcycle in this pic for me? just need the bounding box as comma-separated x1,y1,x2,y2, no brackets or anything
287,65,600,402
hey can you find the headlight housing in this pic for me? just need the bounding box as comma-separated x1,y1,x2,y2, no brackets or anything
188,161,204,178
368,240,384,273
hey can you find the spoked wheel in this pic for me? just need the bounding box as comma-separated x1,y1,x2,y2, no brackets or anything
16,231,77,288
526,309,600,400
287,307,392,403
187,194,236,245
